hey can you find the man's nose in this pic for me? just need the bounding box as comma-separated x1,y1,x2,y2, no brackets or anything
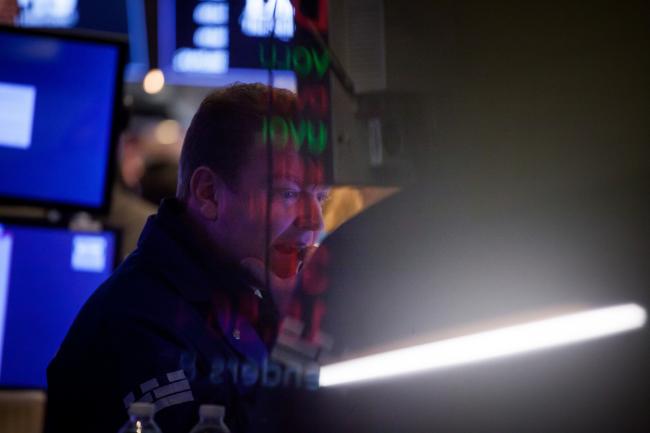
294,193,325,232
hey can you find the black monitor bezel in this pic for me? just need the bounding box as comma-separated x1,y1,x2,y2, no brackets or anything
0,216,122,391
0,25,128,216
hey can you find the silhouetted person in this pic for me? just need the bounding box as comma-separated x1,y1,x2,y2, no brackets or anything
46,84,330,433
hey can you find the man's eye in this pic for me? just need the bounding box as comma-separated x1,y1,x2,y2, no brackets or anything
276,189,299,201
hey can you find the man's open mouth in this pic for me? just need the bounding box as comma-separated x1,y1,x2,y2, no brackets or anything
270,243,307,278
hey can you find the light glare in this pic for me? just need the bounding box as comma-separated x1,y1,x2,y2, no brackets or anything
143,68,165,94
154,119,180,145
319,303,646,387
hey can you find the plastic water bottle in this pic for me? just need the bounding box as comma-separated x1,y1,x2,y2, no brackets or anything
117,402,163,433
188,405,230,433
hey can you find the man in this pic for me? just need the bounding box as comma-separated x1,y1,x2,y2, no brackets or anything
45,84,330,433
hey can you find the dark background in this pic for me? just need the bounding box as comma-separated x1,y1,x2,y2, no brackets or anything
294,1,649,432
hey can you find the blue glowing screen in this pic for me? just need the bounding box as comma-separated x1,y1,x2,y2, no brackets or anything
0,30,120,209
0,222,116,388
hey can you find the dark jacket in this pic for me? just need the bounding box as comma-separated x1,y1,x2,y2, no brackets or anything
45,199,281,433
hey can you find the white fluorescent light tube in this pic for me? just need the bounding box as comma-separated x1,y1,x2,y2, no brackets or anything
319,303,646,387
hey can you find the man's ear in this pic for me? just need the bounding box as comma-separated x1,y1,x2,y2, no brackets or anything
188,166,223,221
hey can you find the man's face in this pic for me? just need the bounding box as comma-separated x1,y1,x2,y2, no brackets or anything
213,148,329,280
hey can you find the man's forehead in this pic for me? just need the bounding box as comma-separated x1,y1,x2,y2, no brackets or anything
247,148,327,186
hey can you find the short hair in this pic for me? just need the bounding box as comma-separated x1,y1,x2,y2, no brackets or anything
176,83,297,200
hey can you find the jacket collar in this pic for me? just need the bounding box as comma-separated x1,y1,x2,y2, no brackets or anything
136,198,279,357
137,198,247,304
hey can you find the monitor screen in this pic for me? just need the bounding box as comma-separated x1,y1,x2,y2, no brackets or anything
0,27,125,212
15,0,149,81
158,0,297,90
0,220,118,389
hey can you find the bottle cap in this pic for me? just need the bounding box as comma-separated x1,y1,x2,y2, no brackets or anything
129,402,155,417
200,404,225,419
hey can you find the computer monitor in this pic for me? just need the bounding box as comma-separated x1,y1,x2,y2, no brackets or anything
0,219,119,389
15,0,149,81
158,0,297,90
0,26,126,213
